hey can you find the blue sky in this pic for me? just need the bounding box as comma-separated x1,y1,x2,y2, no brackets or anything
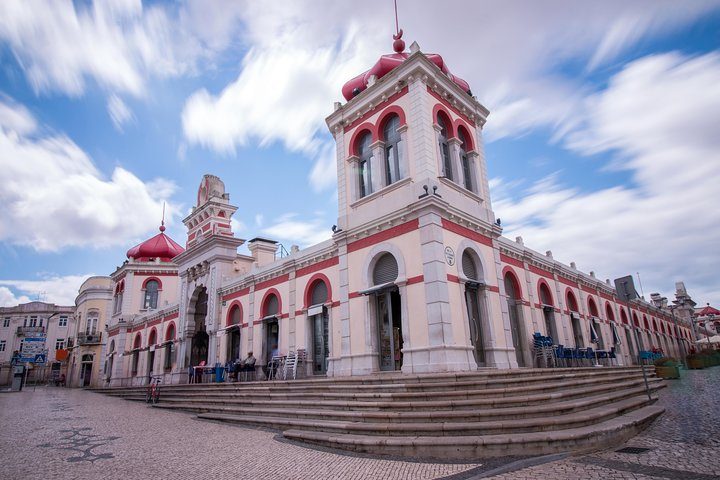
0,0,719,308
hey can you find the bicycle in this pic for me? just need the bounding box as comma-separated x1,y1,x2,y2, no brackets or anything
145,375,162,404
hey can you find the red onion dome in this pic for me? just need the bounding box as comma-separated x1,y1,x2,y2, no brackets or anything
341,32,471,101
126,224,184,262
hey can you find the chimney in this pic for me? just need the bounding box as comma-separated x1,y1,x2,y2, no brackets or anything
247,238,278,267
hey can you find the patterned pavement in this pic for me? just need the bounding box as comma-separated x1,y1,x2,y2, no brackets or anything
487,366,720,479
1,366,717,480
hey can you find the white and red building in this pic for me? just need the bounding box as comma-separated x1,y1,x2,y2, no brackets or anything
90,36,696,387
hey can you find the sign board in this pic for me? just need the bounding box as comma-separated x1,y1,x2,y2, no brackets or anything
20,337,46,363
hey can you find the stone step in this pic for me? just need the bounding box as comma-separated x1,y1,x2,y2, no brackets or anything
115,377,663,412
95,371,646,402
160,383,660,424
92,367,644,396
195,393,655,437
280,404,665,459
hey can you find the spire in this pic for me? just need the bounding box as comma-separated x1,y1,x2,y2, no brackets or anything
160,202,166,232
392,0,405,53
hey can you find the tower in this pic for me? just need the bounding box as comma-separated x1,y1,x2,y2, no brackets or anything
326,33,507,376
173,175,245,368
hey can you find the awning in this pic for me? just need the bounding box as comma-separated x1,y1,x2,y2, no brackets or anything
611,323,622,345
308,304,324,316
589,321,599,344
358,282,395,296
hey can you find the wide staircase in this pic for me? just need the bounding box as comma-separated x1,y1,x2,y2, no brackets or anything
92,366,665,459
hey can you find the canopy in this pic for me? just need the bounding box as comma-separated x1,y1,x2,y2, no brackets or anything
697,335,720,344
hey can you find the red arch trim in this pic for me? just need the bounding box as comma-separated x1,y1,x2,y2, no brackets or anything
501,266,523,300
260,288,283,318
348,122,377,157
141,276,163,289
454,120,475,151
537,279,554,306
165,321,176,341
433,104,456,138
226,300,243,327
376,106,407,141
303,273,333,309
620,308,629,324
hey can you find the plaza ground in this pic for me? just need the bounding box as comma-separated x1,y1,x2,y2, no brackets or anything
0,368,717,480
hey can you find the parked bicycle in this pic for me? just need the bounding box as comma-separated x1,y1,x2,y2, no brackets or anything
146,375,161,404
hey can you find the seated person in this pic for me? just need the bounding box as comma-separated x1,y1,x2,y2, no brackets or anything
239,352,256,372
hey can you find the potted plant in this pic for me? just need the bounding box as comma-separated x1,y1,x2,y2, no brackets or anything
654,357,680,379
686,353,705,369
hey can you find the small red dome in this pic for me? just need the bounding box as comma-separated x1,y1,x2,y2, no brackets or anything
127,225,184,262
341,39,471,101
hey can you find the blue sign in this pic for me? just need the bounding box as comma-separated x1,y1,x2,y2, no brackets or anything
34,353,47,364
21,337,46,363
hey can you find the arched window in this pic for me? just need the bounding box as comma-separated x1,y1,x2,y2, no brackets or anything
539,283,553,306
229,305,242,325
458,128,474,191
264,294,279,317
503,271,525,367
357,131,373,198
144,280,159,310
566,291,579,312
131,334,141,375
310,280,328,306
588,298,599,318
606,304,616,322
437,114,453,181
148,329,157,346
382,114,402,186
373,253,399,286
462,250,479,280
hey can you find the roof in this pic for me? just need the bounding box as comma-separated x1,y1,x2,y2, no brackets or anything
341,32,471,101
697,305,720,317
126,224,185,262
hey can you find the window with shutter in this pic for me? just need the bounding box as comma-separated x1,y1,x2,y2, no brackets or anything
462,250,478,280
310,281,328,306
265,294,279,316
373,253,398,286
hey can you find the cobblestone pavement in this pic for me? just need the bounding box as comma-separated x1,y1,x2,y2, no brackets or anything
488,367,720,480
0,386,482,480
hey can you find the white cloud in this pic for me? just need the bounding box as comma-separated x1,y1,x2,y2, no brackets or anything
0,97,178,251
0,0,246,97
0,274,92,306
494,51,720,304
0,96,37,134
0,286,31,307
107,94,134,131
261,213,332,248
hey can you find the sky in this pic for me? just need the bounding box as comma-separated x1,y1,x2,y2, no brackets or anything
0,0,719,308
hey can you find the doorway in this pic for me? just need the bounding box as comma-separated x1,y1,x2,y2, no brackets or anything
504,272,525,367
571,314,584,348
190,287,209,367
312,308,329,375
465,285,485,366
80,354,93,387
265,319,279,364
376,289,402,371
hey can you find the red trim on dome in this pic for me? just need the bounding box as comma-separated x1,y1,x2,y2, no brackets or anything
127,227,185,262
342,52,470,101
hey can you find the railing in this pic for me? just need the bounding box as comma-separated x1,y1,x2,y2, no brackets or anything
16,326,45,336
77,333,103,345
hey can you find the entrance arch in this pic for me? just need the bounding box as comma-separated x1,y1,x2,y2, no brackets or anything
106,340,115,382
226,303,242,362
306,277,330,375
462,249,486,366
189,287,209,367
503,270,526,367
538,281,559,342
370,252,403,371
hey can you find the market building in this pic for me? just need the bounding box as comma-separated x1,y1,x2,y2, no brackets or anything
59,36,696,388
